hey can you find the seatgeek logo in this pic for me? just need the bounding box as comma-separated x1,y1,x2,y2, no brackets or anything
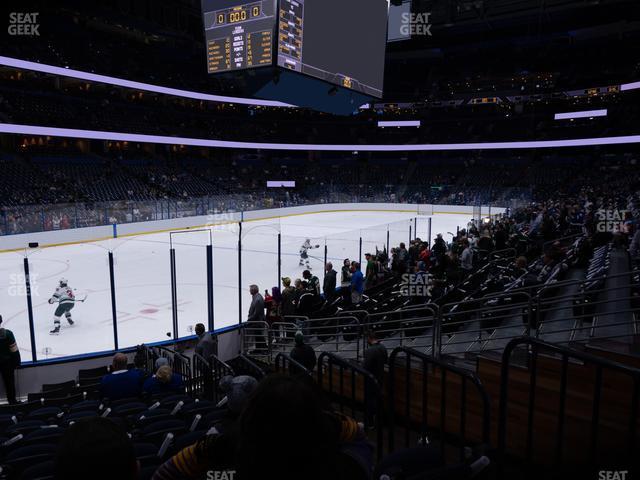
400,12,432,37
8,13,40,36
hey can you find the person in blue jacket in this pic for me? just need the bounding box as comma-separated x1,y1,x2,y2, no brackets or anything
350,262,365,304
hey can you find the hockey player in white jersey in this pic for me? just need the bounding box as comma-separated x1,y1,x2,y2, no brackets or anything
48,278,75,335
299,238,319,270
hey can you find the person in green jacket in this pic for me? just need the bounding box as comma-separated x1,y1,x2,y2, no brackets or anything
0,315,21,404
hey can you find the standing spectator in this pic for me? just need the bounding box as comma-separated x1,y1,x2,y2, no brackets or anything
398,242,409,273
340,259,352,305
100,353,144,400
351,262,365,304
364,253,377,289
323,262,337,302
194,323,216,360
265,287,282,326
280,277,297,318
0,315,20,405
247,285,266,351
55,417,138,480
303,270,320,295
290,331,317,371
363,330,387,426
432,233,447,263
460,239,474,275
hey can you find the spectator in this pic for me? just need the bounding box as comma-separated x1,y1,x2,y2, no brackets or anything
100,353,144,400
152,375,370,480
398,242,409,272
280,277,297,318
351,262,365,304
247,285,266,351
218,374,259,415
364,253,377,289
363,330,387,384
432,233,447,262
0,315,20,405
303,269,320,295
363,330,387,427
55,417,138,480
264,287,282,326
460,239,474,275
323,262,337,302
290,330,317,371
340,258,352,305
143,365,184,395
194,323,216,360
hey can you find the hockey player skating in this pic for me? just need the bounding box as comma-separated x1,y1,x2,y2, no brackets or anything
48,278,77,335
299,238,320,270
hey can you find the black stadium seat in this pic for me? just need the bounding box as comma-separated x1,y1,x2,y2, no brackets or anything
2,444,57,475
140,419,187,445
42,380,76,393
21,460,55,480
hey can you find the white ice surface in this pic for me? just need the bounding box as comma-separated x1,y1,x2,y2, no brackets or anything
0,211,471,360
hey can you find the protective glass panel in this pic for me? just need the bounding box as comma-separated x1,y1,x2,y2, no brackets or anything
172,229,211,339
210,217,241,330
0,252,33,361
240,218,281,323
388,218,413,255
31,243,114,359
113,235,173,349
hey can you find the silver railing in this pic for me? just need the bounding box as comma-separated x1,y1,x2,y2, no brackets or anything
237,268,639,363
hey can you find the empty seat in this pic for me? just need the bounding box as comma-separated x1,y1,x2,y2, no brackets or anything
140,419,187,445
42,380,76,393
2,444,57,474
21,460,55,480
27,407,63,423
4,420,46,437
21,427,64,447
111,402,148,418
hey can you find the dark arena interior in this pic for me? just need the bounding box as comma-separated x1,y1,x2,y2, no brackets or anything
0,0,640,478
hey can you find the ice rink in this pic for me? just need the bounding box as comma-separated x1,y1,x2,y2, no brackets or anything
0,210,472,360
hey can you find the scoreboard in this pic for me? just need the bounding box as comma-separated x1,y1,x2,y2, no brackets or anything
200,0,388,109
202,0,276,73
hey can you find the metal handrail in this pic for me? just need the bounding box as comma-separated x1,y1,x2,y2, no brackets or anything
388,346,491,455
317,351,384,460
497,337,640,473
237,354,267,380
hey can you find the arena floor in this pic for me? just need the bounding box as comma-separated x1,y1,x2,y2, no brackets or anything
0,211,472,359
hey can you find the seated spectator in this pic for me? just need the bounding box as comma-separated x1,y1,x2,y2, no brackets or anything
218,375,259,416
55,417,138,480
100,353,144,400
290,330,317,371
143,365,184,395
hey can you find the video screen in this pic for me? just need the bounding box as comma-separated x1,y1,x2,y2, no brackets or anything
277,0,388,98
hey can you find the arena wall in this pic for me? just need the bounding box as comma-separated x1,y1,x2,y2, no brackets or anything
0,203,506,252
